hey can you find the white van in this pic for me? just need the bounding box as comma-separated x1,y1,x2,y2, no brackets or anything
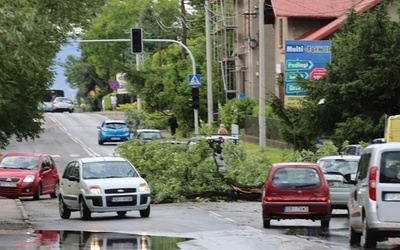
348,142,400,248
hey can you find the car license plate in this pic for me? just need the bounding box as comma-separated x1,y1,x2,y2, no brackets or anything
111,137,120,140
284,206,309,212
384,193,400,201
0,182,17,187
112,196,132,202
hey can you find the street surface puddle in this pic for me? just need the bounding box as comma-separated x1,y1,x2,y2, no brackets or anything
9,230,192,249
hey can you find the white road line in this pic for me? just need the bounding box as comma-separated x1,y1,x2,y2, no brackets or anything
49,114,100,157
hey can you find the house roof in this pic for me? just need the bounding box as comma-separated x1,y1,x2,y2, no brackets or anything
270,0,382,40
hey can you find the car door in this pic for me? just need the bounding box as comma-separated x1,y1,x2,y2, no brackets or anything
61,161,80,209
349,153,370,230
40,156,54,193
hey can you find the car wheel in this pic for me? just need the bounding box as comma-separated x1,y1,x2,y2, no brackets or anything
321,214,330,229
117,211,127,216
33,183,42,200
59,197,71,219
361,217,377,248
50,182,59,198
98,139,103,145
263,219,271,228
349,224,361,246
139,206,150,218
79,198,91,220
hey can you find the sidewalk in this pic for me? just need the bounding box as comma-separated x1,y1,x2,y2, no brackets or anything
0,197,32,233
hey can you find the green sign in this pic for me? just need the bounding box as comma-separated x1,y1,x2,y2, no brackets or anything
286,60,313,70
285,83,304,94
285,72,309,82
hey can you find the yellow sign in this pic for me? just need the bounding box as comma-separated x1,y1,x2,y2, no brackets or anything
284,96,304,108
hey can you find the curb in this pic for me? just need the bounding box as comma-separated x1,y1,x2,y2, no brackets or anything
15,199,34,234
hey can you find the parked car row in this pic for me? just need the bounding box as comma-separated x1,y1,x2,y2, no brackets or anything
0,153,151,220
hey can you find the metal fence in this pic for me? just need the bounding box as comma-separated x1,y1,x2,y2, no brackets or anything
244,116,285,141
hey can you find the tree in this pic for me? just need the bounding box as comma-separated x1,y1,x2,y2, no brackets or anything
273,3,400,147
0,0,104,149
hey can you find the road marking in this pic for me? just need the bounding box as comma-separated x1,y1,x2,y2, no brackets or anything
48,114,101,157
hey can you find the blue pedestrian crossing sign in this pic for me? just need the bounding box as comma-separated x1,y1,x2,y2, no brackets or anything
189,74,201,87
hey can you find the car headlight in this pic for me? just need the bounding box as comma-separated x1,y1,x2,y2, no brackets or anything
23,175,35,183
139,183,149,192
89,185,102,194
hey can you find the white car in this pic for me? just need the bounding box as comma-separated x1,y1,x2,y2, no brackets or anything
348,142,400,248
51,97,75,113
317,155,359,211
59,157,151,220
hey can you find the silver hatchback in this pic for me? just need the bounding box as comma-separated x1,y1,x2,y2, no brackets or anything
51,97,75,113
348,142,400,248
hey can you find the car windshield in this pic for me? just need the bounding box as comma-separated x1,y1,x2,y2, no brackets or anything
82,161,139,179
105,123,126,129
272,167,321,189
0,156,39,170
319,159,358,175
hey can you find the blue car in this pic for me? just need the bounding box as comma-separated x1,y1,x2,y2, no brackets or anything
97,120,130,145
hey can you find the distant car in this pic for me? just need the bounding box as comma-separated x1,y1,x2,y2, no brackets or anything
0,152,59,200
317,155,360,211
259,162,331,229
134,129,163,142
59,157,151,220
340,144,364,156
97,120,131,145
51,97,75,113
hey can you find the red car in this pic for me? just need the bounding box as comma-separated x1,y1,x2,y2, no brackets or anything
0,152,59,200
260,162,331,229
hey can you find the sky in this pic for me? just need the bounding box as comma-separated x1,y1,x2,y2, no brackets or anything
52,43,81,99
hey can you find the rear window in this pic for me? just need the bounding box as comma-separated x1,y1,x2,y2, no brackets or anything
379,151,400,183
138,132,161,140
272,167,321,189
105,123,127,129
318,159,358,175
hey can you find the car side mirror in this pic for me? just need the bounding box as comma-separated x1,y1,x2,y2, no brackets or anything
97,126,101,130
256,181,264,188
141,173,147,178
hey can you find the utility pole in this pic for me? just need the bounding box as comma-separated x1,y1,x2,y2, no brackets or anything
205,0,214,127
258,0,266,149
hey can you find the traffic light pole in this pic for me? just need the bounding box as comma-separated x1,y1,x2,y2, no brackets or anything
75,38,199,135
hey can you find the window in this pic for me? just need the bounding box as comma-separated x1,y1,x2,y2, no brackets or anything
358,154,371,180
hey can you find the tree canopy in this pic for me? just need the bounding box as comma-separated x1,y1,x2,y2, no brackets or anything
272,3,400,149
0,0,104,149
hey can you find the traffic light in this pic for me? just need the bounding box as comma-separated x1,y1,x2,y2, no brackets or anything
191,87,200,109
130,27,143,54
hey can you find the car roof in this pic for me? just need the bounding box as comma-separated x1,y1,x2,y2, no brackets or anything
77,157,128,163
3,152,46,157
272,162,320,168
136,129,161,132
363,142,400,151
104,120,127,123
318,155,360,161
189,135,238,140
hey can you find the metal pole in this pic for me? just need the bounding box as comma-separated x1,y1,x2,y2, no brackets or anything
258,0,266,149
205,0,214,127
